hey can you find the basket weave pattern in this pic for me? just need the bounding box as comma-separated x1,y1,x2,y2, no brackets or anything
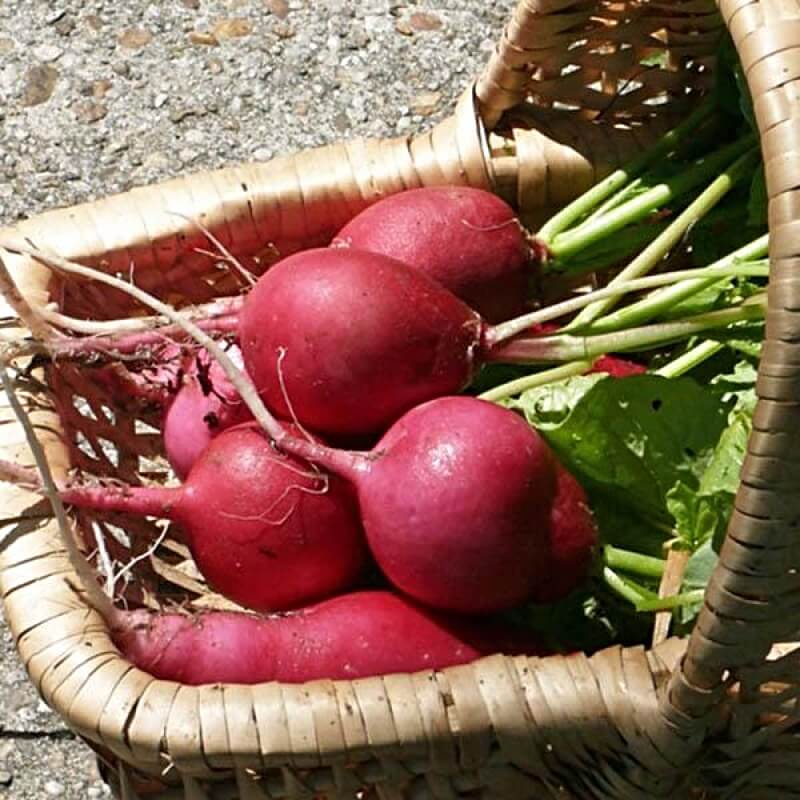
1,1,799,797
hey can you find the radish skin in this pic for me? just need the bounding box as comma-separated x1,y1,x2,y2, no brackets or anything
60,422,366,613
239,248,483,437
531,466,598,603
332,187,532,322
280,396,560,615
111,591,546,685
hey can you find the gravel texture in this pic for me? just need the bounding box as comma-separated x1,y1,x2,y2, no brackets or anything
0,1,508,797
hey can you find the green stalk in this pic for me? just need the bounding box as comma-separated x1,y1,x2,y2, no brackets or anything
486,262,769,346
635,590,706,613
535,99,716,245
584,235,770,334
547,222,667,276
582,177,646,225
566,146,761,330
478,360,592,403
546,136,758,264
487,295,765,365
603,545,666,579
602,567,658,606
654,340,725,378
603,567,647,605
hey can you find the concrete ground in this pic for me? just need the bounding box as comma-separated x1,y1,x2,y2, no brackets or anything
0,1,507,796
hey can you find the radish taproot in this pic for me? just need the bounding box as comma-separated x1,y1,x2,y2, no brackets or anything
111,590,547,685
60,421,366,613
332,187,532,322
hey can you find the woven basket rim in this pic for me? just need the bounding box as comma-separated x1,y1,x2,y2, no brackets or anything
1,0,797,792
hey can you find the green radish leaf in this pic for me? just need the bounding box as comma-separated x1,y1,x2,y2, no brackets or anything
675,538,719,625
514,374,731,522
747,166,768,227
640,51,669,68
508,583,653,653
666,482,732,552
589,496,667,557
509,373,605,426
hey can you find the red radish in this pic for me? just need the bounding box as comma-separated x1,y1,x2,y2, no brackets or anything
590,355,646,378
281,396,559,615
239,247,484,437
332,187,531,322
112,591,546,685
161,346,252,478
529,465,598,604
60,422,366,613
95,344,253,479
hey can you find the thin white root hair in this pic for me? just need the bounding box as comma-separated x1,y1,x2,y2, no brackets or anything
0,359,115,620
167,210,257,287
38,295,242,336
91,519,116,598
111,523,169,597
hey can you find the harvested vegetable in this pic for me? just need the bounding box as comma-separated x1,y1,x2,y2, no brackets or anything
332,186,532,322
112,591,546,685
59,421,367,613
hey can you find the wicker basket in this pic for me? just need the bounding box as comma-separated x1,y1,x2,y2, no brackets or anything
1,0,797,797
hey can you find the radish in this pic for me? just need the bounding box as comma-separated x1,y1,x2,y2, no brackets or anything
238,247,484,437
95,344,253,479
59,422,366,613
160,346,252,478
276,396,560,614
331,187,532,322
38,395,559,615
530,465,598,604
111,591,547,685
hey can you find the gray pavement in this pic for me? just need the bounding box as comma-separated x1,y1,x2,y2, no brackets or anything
0,1,508,796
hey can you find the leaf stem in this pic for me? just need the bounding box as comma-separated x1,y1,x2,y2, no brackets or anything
478,360,593,403
566,145,761,329
583,234,769,334
653,340,725,379
603,545,666,579
635,590,705,613
535,99,716,245
486,261,768,345
487,296,765,365
547,135,757,263
602,567,654,606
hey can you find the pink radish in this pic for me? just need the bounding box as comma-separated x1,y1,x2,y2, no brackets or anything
60,422,366,613
95,344,253,479
530,465,598,604
332,187,532,322
43,395,559,615
161,346,253,478
277,396,560,614
239,247,484,437
111,590,546,685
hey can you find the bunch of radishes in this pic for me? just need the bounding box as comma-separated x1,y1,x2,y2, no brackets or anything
27,187,608,686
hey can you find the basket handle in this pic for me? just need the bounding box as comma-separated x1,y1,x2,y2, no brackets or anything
658,0,800,746
474,0,721,130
